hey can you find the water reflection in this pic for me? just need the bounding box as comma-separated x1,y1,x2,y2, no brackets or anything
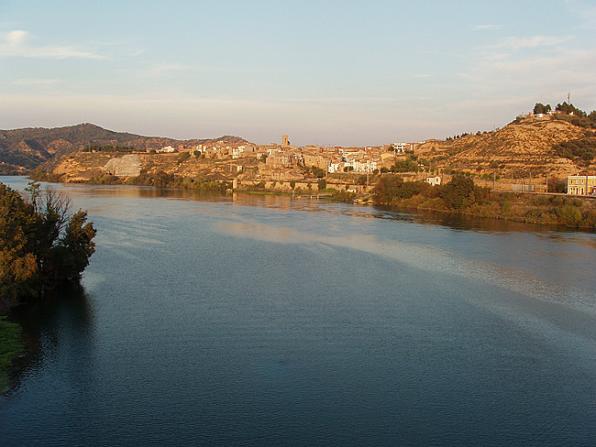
3,176,594,238
1,176,595,446
4,283,94,396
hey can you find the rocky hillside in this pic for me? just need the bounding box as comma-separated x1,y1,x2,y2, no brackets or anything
0,123,248,174
416,115,595,179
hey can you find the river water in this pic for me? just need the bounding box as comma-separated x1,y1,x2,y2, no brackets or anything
1,176,595,446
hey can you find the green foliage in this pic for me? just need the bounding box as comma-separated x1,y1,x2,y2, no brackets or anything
374,176,431,203
52,211,97,281
329,189,356,203
0,182,96,306
0,316,23,392
533,103,552,114
391,157,419,173
557,204,583,227
554,137,596,164
372,173,596,229
177,152,191,163
132,171,229,192
555,102,586,116
374,174,484,210
439,174,476,209
0,183,38,301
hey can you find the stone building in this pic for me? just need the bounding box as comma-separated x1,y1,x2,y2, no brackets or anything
567,175,596,196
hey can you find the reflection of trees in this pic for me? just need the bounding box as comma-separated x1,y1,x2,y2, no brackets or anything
8,282,93,393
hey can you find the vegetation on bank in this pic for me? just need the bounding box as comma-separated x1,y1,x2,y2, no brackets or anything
374,174,596,229
32,168,230,193
128,171,229,192
0,316,23,392
1,181,96,304
0,181,96,392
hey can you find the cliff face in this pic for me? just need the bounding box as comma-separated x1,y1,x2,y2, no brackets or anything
416,117,593,178
47,152,238,183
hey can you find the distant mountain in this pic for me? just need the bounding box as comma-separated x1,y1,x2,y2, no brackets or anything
0,123,249,174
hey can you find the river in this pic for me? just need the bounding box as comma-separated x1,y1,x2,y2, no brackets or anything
1,176,595,446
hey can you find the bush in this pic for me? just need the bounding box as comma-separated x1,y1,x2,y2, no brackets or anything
177,152,191,163
548,178,567,193
439,174,476,209
373,176,430,204
557,204,583,227
391,157,418,173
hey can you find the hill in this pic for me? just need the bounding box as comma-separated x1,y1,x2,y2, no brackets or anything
416,115,595,179
0,123,248,174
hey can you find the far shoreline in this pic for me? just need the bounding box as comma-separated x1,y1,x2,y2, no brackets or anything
4,174,595,233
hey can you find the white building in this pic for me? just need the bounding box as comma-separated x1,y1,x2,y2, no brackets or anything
353,160,377,173
157,145,176,153
426,176,442,186
231,146,246,159
392,143,408,154
567,175,596,196
328,162,342,174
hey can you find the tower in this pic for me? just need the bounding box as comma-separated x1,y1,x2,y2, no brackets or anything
282,135,290,147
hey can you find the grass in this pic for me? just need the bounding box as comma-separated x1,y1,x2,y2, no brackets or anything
0,316,24,393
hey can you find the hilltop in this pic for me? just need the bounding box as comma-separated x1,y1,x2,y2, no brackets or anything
416,114,595,179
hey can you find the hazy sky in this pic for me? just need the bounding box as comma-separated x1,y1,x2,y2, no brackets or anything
1,0,595,145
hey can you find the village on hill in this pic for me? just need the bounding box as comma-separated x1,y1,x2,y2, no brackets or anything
32,102,594,200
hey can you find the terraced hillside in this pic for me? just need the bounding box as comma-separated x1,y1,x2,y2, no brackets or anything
417,116,594,179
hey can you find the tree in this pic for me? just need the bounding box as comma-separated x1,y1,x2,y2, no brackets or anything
391,158,418,173
0,184,38,302
440,174,476,209
373,176,430,204
555,102,586,117
53,211,96,281
533,103,551,114
0,182,96,306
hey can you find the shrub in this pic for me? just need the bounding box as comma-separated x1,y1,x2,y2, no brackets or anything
439,174,476,209
177,152,191,163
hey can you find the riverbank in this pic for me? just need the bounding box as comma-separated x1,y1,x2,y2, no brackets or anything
380,192,596,230
373,175,596,230
0,316,23,393
29,172,596,230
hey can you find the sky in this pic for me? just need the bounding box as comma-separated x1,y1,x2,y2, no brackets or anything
1,0,595,146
